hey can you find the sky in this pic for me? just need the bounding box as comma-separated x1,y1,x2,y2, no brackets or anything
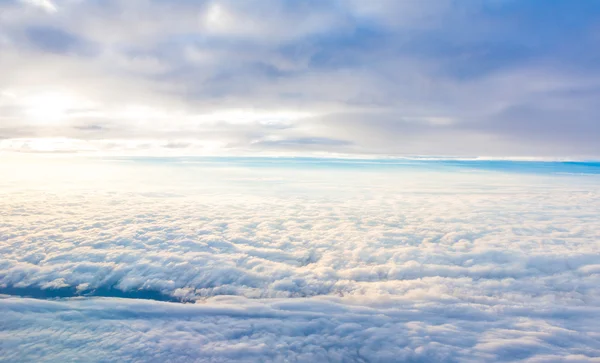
3,2,600,362
1,0,600,158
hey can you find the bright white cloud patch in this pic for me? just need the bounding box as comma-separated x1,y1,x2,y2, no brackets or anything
21,0,57,13
1,157,600,361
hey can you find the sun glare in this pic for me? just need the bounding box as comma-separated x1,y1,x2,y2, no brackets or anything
23,92,79,123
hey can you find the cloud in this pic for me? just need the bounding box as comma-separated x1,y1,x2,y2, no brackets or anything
0,1,599,157
1,158,600,361
3,294,600,362
20,0,56,13
24,25,95,55
252,137,353,150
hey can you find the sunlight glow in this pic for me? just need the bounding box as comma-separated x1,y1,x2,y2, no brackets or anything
21,0,57,13
22,92,80,123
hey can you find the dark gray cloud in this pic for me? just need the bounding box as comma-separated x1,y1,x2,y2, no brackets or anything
24,26,88,54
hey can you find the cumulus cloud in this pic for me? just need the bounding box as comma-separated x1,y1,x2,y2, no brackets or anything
1,157,600,361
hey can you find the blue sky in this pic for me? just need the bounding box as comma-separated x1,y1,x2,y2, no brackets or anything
1,0,599,157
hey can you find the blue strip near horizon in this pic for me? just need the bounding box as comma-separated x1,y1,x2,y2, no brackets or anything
101,156,600,175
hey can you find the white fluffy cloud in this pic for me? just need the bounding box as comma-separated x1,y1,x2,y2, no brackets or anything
3,294,600,362
1,157,600,361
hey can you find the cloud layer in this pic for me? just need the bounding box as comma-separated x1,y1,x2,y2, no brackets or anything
3,294,600,362
1,158,600,361
1,1,600,157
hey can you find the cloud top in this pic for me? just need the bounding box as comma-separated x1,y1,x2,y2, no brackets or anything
1,158,600,361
